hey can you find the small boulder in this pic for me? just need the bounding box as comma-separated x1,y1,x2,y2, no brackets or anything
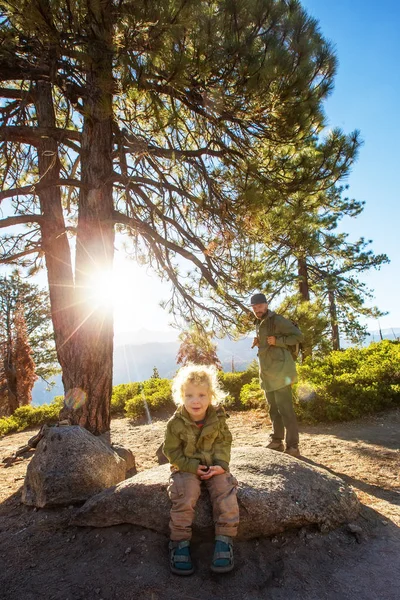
111,444,136,475
22,426,127,507
155,442,168,465
71,446,360,538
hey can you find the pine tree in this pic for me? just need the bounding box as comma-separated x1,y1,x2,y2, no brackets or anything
177,328,222,369
0,0,359,432
0,271,58,385
13,304,37,407
151,367,160,380
0,339,16,415
236,173,388,353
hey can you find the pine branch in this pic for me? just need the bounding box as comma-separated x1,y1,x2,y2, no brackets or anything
113,175,200,205
0,215,44,228
0,59,50,83
0,245,42,264
0,87,35,101
120,130,226,160
112,209,246,315
0,179,83,202
0,125,81,150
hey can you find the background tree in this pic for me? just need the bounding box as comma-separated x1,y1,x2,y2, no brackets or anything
236,171,388,354
151,366,160,380
0,302,37,415
0,0,361,433
13,303,37,407
177,328,222,369
0,271,58,382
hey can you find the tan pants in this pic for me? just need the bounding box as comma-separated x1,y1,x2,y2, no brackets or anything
167,471,239,541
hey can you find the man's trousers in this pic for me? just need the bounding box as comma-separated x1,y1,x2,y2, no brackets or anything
265,385,299,448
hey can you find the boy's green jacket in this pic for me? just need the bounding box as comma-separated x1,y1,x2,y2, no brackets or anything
163,405,232,474
256,310,304,392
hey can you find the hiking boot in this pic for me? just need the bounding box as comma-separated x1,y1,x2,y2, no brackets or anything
284,446,301,458
266,439,284,452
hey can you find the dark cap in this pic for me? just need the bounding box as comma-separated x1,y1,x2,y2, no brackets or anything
250,293,268,305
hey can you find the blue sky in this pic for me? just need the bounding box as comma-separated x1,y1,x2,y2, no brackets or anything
299,0,400,332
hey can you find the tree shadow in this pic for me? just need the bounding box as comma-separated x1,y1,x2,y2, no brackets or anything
1,464,400,600
300,408,400,450
302,456,400,507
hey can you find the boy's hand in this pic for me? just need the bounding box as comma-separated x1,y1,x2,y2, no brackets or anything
199,465,225,480
196,465,210,477
267,336,276,346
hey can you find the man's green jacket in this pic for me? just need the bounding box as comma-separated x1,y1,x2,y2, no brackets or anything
163,405,232,474
255,310,304,392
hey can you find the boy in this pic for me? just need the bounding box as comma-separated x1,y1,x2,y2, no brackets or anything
163,364,239,575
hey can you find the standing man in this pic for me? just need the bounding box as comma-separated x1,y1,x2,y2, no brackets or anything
250,293,304,458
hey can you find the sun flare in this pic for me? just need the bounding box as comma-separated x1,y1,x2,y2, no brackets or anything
87,269,115,310
80,259,167,334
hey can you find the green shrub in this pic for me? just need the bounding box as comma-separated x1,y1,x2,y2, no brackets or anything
111,382,142,415
218,371,255,408
142,378,173,410
124,378,174,419
0,397,61,437
124,394,145,419
0,415,19,437
239,378,265,409
295,341,400,423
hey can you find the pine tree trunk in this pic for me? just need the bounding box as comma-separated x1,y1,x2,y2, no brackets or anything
4,296,18,414
60,5,115,434
297,257,312,359
328,290,340,351
35,81,76,375
298,257,310,301
35,2,115,435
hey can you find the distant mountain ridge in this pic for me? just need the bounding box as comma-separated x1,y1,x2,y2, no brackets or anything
32,327,399,405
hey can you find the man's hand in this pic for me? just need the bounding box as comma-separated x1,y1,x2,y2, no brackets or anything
251,336,259,349
199,465,225,480
267,336,276,346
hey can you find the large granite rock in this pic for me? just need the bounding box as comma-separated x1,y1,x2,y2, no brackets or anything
71,447,360,539
22,426,127,507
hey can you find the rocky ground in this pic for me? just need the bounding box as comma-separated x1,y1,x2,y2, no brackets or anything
0,408,399,600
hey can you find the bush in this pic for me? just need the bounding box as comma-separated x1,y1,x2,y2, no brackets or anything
0,416,19,437
125,378,174,419
124,394,145,420
142,378,174,410
239,378,265,409
218,370,255,408
0,397,62,437
111,382,142,415
295,341,400,423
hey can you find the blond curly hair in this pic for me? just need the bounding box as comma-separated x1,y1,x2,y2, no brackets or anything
172,364,226,406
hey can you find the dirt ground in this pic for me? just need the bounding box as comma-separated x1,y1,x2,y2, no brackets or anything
0,408,399,600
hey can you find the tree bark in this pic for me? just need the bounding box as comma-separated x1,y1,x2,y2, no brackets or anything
297,257,312,359
328,290,340,351
34,80,81,426
298,257,310,301
2,288,18,414
35,21,115,434
59,3,115,434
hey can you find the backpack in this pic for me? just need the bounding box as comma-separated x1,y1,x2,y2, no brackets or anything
272,314,303,361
